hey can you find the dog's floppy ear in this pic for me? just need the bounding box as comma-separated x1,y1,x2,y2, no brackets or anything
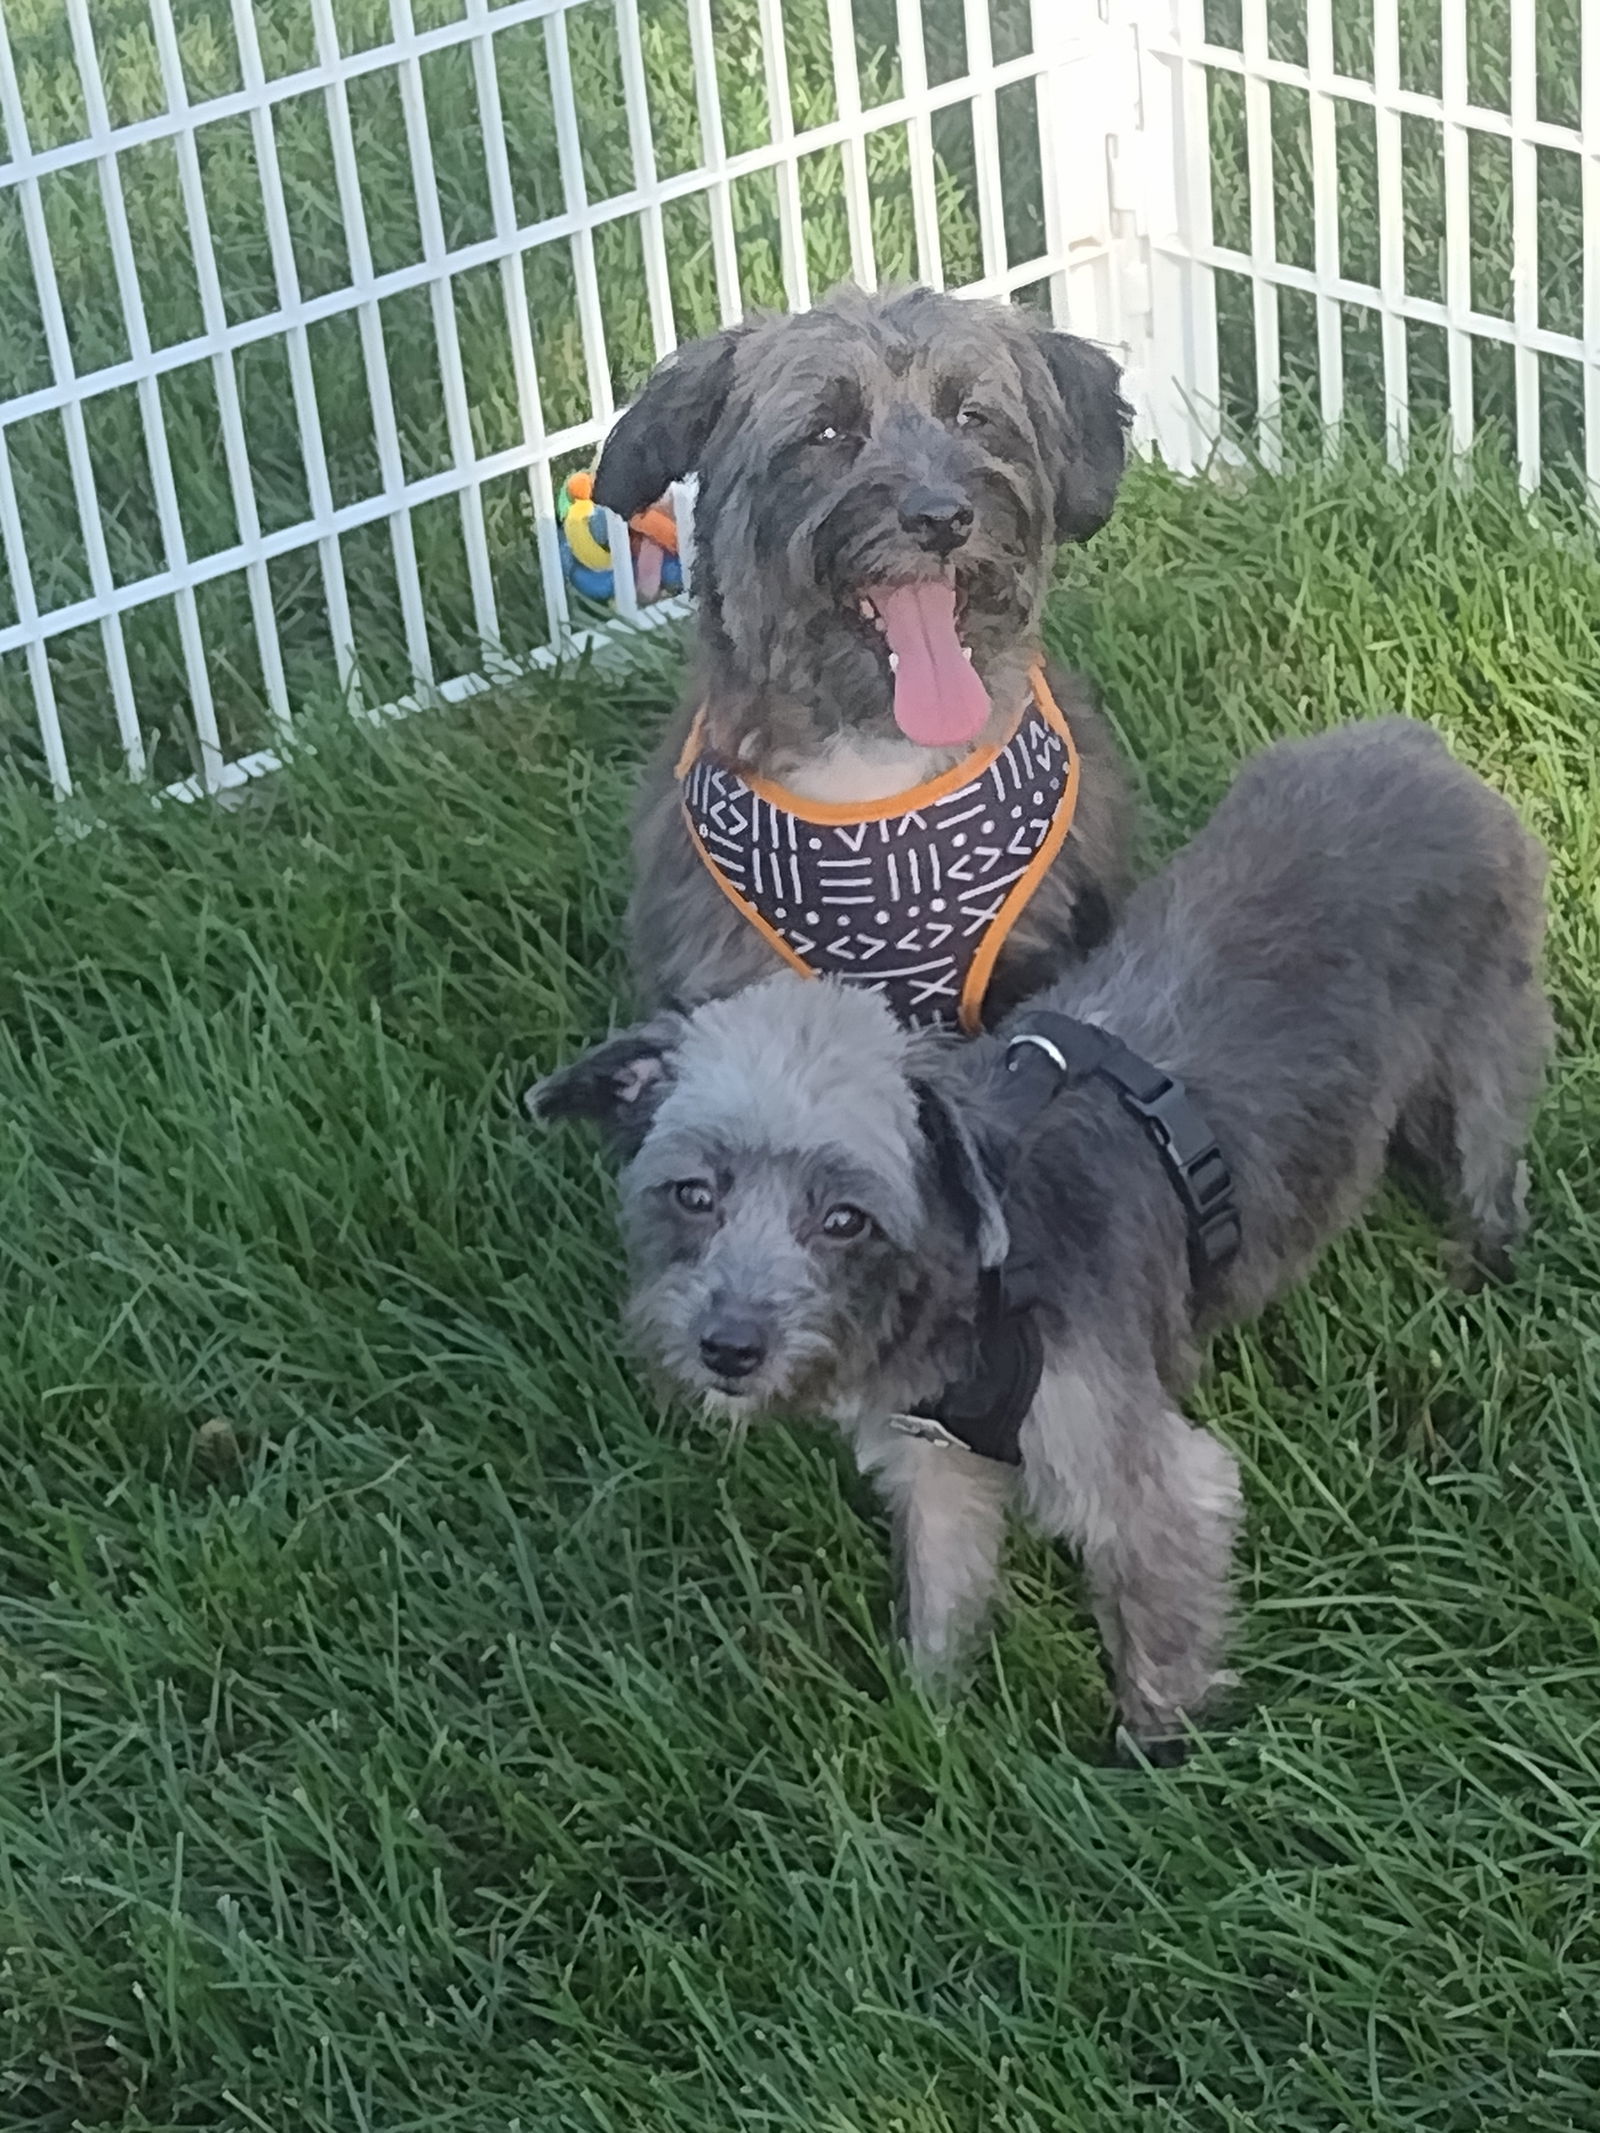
592,329,745,518
1025,328,1132,544
525,1014,685,1150
914,1082,1010,1271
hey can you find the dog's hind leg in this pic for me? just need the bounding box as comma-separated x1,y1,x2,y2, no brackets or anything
856,1428,1015,1682
1389,1078,1458,1223
1023,1358,1244,1756
1420,973,1552,1286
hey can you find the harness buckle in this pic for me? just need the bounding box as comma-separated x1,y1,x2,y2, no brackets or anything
1105,1074,1243,1275
1119,1082,1224,1198
1192,1202,1243,1269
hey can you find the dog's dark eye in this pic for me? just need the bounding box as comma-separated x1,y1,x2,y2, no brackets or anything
673,1180,717,1215
820,1203,872,1241
955,405,985,430
811,422,845,445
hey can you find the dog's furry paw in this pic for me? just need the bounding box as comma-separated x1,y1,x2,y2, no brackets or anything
1109,1724,1192,1770
903,1647,971,1708
1444,1238,1517,1292
1108,1669,1240,1768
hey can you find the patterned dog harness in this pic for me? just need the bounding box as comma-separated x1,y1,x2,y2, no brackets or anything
678,668,1079,1032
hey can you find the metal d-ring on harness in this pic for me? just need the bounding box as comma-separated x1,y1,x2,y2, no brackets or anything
890,1010,1243,1466
1006,1016,1244,1280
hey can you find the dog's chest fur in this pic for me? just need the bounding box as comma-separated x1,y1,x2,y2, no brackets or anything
776,731,970,805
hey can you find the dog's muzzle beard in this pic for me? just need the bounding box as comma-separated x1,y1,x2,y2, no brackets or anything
833,552,1032,678
626,1281,843,1417
730,484,1038,743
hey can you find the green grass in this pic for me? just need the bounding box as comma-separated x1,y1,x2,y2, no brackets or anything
2,434,1599,2130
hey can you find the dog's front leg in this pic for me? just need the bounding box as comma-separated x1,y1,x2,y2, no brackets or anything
855,1425,1015,1682
1022,1359,1244,1754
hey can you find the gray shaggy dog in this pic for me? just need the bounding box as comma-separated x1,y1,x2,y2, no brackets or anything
533,720,1551,1750
593,283,1135,1025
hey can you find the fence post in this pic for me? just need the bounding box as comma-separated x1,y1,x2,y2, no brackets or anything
1030,0,1204,471
1119,0,1219,473
1025,2,1135,361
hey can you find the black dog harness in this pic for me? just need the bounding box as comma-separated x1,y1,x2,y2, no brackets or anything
890,1011,1242,1466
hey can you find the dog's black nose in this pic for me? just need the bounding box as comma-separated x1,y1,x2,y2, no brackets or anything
899,485,973,556
700,1330,765,1381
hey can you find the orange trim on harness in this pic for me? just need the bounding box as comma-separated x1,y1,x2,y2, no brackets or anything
676,688,1037,821
679,666,1078,1032
686,844,818,984
957,671,1079,1031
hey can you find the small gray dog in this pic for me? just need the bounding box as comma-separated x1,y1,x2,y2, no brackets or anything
593,284,1135,1031
533,719,1551,1750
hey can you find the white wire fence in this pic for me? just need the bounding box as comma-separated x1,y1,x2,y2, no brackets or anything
0,1,1588,802
1140,0,1592,494
0,0,1124,801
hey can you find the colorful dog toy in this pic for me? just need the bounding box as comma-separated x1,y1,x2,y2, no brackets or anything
556,470,683,605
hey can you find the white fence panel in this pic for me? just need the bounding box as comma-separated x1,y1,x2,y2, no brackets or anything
0,0,1137,802
1129,0,1595,497
5,0,1585,806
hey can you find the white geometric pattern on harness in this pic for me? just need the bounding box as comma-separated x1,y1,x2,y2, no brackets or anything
682,698,1073,1030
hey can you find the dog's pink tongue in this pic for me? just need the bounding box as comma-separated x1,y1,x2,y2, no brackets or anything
870,582,991,747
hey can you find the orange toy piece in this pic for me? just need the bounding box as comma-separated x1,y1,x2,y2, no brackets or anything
555,468,682,604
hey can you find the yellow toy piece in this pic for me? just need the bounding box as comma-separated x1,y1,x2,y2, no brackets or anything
555,466,683,603
563,498,614,572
